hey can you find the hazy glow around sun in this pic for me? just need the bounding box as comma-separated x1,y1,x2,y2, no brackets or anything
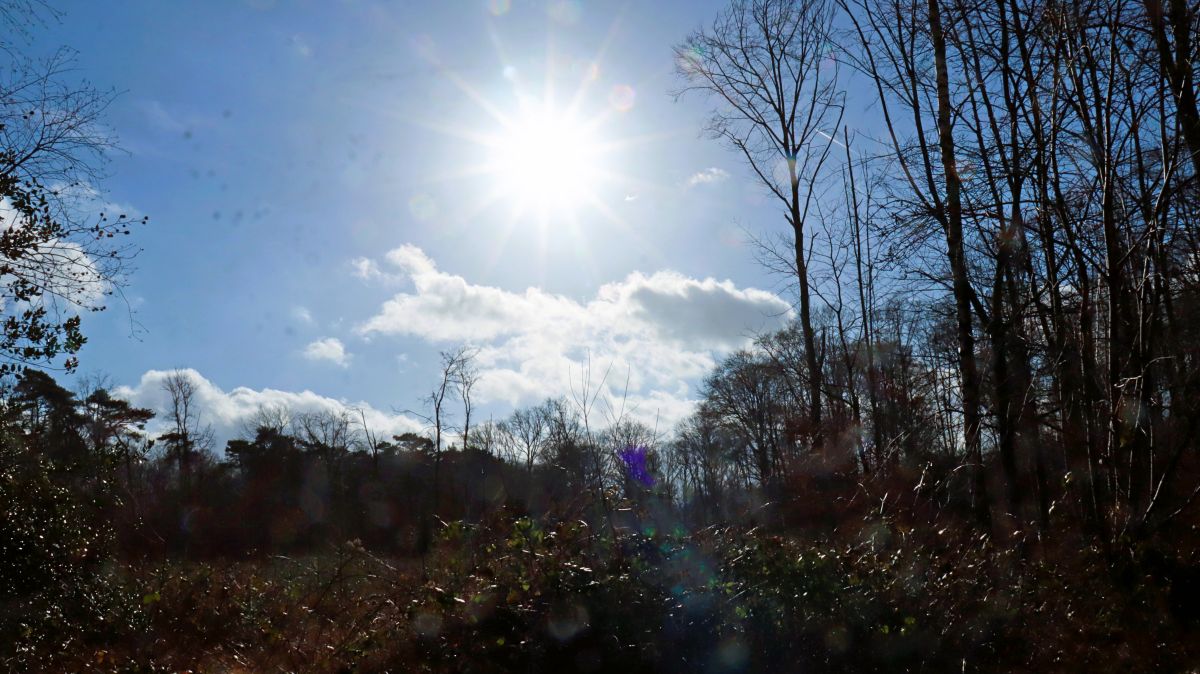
417,21,654,248
489,101,604,212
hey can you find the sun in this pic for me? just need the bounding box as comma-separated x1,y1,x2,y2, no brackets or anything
488,101,605,213
409,18,663,258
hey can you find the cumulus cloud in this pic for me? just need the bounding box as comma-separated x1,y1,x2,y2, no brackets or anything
351,256,382,281
354,245,791,428
302,337,350,367
686,167,730,188
350,252,413,285
114,368,423,450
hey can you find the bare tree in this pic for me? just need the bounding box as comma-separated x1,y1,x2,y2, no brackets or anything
1141,0,1200,179
675,0,844,439
671,408,735,520
0,28,145,372
417,347,475,458
704,348,789,485
470,417,500,457
239,403,291,439
504,404,548,476
159,370,213,492
292,408,357,464
355,406,384,472
408,345,475,560
837,0,991,521
0,1,56,52
454,346,481,451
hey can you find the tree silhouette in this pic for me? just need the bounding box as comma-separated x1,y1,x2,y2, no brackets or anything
675,0,844,441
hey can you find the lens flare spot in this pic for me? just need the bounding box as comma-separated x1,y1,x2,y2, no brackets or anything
676,45,706,75
487,0,511,15
609,84,636,112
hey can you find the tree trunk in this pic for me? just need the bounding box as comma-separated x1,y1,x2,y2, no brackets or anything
929,0,987,522
792,189,823,443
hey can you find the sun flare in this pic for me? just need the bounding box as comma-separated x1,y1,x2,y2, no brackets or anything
489,102,604,212
417,23,661,254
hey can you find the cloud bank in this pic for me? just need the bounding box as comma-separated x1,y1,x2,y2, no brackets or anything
115,368,423,450
355,244,791,427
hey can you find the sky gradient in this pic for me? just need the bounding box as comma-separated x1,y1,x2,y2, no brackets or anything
36,0,805,444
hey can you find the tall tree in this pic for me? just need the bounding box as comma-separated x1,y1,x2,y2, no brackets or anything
454,346,481,451
675,0,844,441
79,386,154,481
502,403,548,477
410,346,473,561
159,370,213,494
1141,0,1200,179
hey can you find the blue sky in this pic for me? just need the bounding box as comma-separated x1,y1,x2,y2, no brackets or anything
36,0,811,443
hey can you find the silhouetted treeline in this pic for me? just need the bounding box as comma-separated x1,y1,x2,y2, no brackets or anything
3,352,1200,671
672,0,1200,548
0,369,667,560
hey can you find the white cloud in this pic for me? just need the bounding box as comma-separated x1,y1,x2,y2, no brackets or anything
292,305,315,325
114,368,423,450
351,256,380,280
351,255,410,284
354,245,791,428
302,337,350,367
23,238,108,307
686,167,730,188
0,188,140,312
